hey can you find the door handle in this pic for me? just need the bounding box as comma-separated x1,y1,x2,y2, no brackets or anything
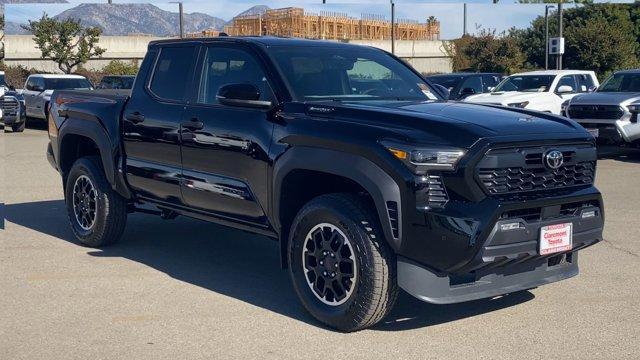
181,118,204,131
126,112,145,124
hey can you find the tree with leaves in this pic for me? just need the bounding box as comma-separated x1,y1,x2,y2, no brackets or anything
22,14,106,74
444,30,525,74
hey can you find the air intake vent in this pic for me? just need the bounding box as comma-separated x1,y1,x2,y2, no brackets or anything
386,201,399,238
426,175,449,208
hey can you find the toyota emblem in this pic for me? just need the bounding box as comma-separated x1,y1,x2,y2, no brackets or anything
545,150,564,169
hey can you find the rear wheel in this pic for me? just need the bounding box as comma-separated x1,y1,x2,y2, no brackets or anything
65,156,128,247
288,193,398,332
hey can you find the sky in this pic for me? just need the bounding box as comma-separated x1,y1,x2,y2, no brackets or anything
4,0,636,40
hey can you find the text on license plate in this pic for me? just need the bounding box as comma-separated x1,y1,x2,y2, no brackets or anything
539,223,573,255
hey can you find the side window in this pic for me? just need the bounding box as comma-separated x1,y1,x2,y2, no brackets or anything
25,77,35,90
459,76,483,94
149,46,197,101
35,78,45,90
198,47,271,104
576,74,595,92
556,75,577,93
482,75,499,91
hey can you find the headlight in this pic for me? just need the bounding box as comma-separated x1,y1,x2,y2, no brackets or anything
507,101,529,108
383,142,466,171
628,104,640,113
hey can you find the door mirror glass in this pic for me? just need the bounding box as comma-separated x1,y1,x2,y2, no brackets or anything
556,85,574,94
217,83,272,109
588,85,598,92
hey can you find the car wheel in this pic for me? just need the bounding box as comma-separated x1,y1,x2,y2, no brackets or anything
11,122,25,132
288,193,398,332
65,156,128,247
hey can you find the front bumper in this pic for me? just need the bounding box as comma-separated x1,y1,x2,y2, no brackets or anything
2,114,25,125
573,115,640,145
399,252,579,304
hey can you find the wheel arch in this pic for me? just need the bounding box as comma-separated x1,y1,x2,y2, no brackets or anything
272,147,402,268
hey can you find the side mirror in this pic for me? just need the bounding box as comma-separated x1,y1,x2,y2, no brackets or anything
487,86,495,92
431,83,450,100
216,83,272,109
588,86,598,92
556,85,574,94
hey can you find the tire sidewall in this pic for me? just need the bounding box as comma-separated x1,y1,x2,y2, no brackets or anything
65,157,112,246
288,203,377,328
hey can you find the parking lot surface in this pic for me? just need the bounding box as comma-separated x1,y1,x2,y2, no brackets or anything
2,128,639,359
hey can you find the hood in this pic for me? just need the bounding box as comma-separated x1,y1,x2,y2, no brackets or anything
309,100,585,148
465,91,545,105
569,92,640,105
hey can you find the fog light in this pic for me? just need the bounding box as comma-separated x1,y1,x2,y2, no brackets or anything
500,222,521,231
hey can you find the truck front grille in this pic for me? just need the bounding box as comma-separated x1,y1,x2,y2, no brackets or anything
1,96,20,116
567,105,624,120
476,145,597,195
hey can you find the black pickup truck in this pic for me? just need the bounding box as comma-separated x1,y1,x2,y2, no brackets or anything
46,37,604,331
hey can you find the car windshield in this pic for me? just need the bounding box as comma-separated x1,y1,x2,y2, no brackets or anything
270,45,440,101
427,75,463,92
493,75,555,92
44,78,93,90
598,73,640,92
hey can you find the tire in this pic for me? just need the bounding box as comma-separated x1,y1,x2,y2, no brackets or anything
11,122,25,132
65,156,128,247
288,193,398,332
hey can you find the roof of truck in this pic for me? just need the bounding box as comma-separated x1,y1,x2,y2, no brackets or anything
510,70,595,76
149,36,373,48
614,69,640,74
27,74,88,79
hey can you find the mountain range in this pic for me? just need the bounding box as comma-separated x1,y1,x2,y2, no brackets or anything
4,3,271,36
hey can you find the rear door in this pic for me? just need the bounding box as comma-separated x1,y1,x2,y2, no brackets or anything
23,77,38,117
179,44,276,226
122,43,199,205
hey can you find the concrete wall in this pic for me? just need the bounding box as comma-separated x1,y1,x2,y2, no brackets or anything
3,35,165,72
3,35,452,74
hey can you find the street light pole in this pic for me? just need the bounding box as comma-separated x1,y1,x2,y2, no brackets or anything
544,5,554,70
170,2,184,38
463,3,467,36
391,0,395,54
557,1,563,70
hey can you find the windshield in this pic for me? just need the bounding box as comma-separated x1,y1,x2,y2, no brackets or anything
493,75,555,92
427,75,463,92
598,73,640,92
270,46,440,101
44,78,93,90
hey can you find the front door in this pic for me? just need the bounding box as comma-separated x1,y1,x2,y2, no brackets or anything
122,43,198,205
180,44,276,225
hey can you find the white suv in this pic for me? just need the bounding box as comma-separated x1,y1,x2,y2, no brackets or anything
464,70,599,115
22,74,93,121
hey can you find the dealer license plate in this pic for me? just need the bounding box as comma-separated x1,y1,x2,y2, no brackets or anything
587,128,599,138
539,223,573,255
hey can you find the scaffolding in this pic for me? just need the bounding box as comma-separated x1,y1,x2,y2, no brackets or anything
222,7,440,41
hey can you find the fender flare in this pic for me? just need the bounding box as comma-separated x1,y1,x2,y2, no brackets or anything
58,118,123,195
272,146,403,251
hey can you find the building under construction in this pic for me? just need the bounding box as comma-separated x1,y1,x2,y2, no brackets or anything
222,7,439,41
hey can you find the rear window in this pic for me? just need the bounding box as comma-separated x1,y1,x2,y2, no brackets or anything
150,46,196,101
44,78,93,90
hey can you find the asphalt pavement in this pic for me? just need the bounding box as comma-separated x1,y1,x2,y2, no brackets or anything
1,127,639,359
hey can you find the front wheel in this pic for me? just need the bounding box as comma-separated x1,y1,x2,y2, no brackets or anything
288,193,398,332
11,121,25,132
65,156,128,247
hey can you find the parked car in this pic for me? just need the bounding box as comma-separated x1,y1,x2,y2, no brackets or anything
426,72,502,100
22,74,93,121
562,69,640,147
465,70,599,114
97,75,135,90
0,71,9,96
47,37,603,332
1,90,27,132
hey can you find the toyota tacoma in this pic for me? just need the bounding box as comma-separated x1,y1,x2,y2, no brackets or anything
46,37,604,331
